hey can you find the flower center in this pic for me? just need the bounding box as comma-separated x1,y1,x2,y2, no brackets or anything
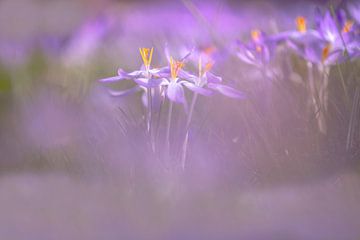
251,29,261,42
296,16,307,33
321,43,332,63
342,20,354,33
170,57,184,80
139,47,154,69
202,46,216,55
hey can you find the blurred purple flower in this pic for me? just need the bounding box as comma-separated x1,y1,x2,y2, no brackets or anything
287,12,358,65
236,30,277,69
193,52,246,99
62,15,113,65
348,2,360,24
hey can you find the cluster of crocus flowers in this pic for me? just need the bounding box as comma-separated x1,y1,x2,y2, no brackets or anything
286,9,359,65
99,46,245,165
235,6,360,67
233,5,360,135
100,47,244,107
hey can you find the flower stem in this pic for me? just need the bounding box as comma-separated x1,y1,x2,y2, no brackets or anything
181,93,198,170
335,62,349,105
165,101,173,159
307,62,322,132
148,88,156,153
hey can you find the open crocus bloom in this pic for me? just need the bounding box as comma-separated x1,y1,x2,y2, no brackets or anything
99,47,167,97
160,57,212,104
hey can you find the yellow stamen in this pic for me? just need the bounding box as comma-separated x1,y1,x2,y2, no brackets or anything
296,16,307,33
342,20,354,33
139,47,154,69
251,29,261,42
170,57,184,80
321,44,331,63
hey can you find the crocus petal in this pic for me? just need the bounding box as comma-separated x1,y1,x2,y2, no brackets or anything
108,86,142,97
100,69,142,82
348,2,360,24
118,68,141,78
134,78,150,87
148,78,165,87
319,11,339,43
206,72,222,83
127,70,144,77
167,81,186,103
236,41,257,66
182,81,213,96
154,67,171,78
134,78,163,88
178,69,197,82
208,83,246,99
99,75,127,82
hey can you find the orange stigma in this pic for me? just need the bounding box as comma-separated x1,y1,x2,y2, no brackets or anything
198,56,214,77
321,44,331,63
204,61,214,73
296,16,307,33
139,47,154,69
255,45,262,53
170,57,184,80
251,29,261,42
202,46,216,56
342,20,354,33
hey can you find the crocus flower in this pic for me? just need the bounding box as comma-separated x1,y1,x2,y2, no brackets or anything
99,47,166,97
160,56,212,104
236,30,277,69
190,53,246,99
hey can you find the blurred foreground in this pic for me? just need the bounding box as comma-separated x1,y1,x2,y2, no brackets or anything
0,0,360,239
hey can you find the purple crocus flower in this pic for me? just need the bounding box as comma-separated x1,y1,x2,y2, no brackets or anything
159,56,212,104
99,48,166,98
168,47,245,99
236,30,276,69
190,52,246,99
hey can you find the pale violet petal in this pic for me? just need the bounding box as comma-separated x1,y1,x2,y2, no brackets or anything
167,81,186,103
206,72,222,83
108,86,142,97
208,83,246,99
182,81,213,96
99,75,126,82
